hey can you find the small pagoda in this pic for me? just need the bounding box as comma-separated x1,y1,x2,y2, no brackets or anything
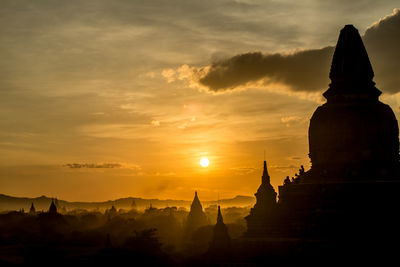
209,206,231,252
48,199,58,215
245,161,277,236
29,202,36,215
184,191,208,236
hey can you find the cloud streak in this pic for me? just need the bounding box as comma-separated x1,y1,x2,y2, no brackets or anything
64,163,122,169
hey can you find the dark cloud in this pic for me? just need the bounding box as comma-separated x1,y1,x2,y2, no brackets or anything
199,47,333,92
64,163,122,169
198,9,400,94
363,8,400,93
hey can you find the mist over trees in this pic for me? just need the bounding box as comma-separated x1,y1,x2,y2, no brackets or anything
0,199,249,265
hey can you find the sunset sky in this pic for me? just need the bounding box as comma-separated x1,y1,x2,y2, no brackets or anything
1,1,400,202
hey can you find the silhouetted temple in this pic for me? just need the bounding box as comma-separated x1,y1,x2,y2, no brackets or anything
209,206,231,252
130,199,137,209
245,161,277,236
184,191,208,236
29,202,36,215
244,25,400,263
106,205,118,218
48,199,58,215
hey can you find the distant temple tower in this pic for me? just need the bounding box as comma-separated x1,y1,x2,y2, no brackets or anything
209,206,231,252
29,202,36,215
107,205,118,217
48,199,58,215
245,161,277,236
184,191,208,236
130,199,137,210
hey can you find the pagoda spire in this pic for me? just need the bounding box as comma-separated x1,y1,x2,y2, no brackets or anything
262,160,270,184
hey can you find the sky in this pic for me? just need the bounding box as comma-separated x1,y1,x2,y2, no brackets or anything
1,0,400,202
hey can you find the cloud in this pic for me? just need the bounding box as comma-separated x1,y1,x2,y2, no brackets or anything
281,115,304,127
161,68,176,83
181,9,400,95
151,120,160,126
270,164,298,170
64,163,123,169
198,47,334,92
146,71,156,78
161,64,200,87
229,166,257,175
281,116,302,123
63,162,143,172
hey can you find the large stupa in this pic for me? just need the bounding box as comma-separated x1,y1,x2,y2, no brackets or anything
277,25,400,239
308,25,399,180
245,26,400,254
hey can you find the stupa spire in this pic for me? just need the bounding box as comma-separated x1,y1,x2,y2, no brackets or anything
324,24,381,100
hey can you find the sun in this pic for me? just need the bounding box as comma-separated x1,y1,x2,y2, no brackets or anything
200,157,210,167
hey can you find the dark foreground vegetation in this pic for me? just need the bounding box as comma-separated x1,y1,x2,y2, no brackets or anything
0,205,247,266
